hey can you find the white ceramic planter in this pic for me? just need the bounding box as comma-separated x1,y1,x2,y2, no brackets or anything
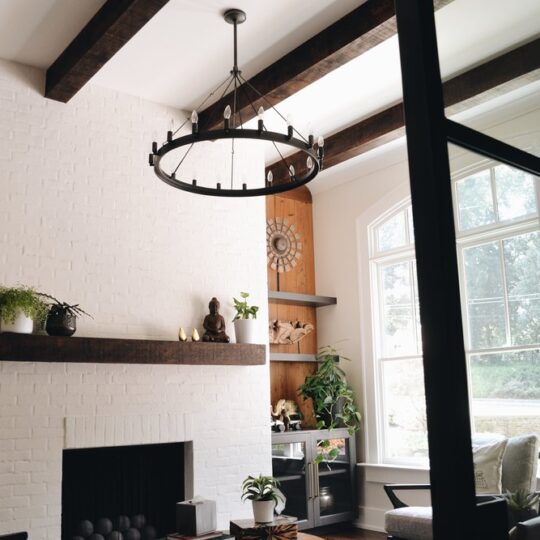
234,319,258,344
0,312,33,334
252,500,275,523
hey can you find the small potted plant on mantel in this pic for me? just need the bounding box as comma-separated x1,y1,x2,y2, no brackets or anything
0,285,48,334
241,474,284,524
233,292,259,344
38,293,92,337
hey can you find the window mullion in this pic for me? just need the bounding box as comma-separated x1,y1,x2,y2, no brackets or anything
498,238,512,347
490,162,500,223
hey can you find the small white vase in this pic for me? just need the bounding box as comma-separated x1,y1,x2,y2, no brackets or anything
252,500,275,523
0,312,33,334
234,319,258,344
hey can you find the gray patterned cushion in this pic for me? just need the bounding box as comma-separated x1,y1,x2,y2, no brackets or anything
502,434,539,493
385,506,433,540
473,433,539,493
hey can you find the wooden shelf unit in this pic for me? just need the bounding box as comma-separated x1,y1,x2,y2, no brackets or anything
0,333,266,366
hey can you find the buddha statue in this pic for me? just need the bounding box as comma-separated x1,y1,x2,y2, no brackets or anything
202,297,230,343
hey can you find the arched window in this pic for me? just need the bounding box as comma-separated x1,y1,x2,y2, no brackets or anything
368,162,539,464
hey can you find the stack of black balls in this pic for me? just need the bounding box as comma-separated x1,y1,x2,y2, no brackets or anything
72,515,157,540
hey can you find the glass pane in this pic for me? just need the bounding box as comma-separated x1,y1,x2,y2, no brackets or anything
381,262,416,357
463,242,506,349
315,438,352,516
494,164,537,221
503,231,540,345
456,170,495,231
272,441,308,521
471,350,540,437
382,359,428,461
377,211,407,252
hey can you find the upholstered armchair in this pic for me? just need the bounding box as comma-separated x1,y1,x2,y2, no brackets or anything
383,434,539,540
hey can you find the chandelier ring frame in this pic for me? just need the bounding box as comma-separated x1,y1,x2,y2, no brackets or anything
151,127,321,197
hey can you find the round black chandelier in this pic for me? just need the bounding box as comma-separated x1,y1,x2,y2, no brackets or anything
148,8,324,197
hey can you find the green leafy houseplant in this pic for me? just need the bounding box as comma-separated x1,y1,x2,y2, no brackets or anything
233,292,259,320
241,474,283,503
0,286,49,325
298,346,362,434
241,474,284,523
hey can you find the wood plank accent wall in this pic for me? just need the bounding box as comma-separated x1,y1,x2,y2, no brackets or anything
267,189,318,426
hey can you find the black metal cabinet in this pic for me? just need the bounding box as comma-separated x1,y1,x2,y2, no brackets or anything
271,429,355,530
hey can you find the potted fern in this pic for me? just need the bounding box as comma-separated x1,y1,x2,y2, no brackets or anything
233,292,259,344
241,474,283,523
0,286,48,334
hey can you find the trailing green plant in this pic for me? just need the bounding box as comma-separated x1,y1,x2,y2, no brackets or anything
241,474,284,503
37,293,92,319
298,345,362,434
233,292,259,320
0,286,49,324
503,489,540,512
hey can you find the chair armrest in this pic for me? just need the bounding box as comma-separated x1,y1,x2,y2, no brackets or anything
383,483,431,509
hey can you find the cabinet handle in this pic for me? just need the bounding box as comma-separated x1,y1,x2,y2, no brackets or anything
307,462,314,499
313,462,320,498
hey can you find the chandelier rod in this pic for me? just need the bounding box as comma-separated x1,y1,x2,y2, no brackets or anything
238,73,310,145
237,81,293,176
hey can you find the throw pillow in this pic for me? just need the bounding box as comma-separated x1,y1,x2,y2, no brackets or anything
473,439,508,494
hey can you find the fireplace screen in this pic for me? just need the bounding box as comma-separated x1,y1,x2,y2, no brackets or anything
62,442,185,539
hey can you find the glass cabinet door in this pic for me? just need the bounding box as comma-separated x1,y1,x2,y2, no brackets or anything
314,436,353,520
271,439,311,527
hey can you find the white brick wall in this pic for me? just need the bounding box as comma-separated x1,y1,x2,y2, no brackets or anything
0,59,271,538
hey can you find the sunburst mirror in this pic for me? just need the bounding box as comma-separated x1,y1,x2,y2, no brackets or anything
266,218,302,274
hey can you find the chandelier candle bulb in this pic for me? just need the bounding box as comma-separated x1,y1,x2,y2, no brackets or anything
306,156,313,169
289,165,295,178
224,105,232,129
191,110,199,134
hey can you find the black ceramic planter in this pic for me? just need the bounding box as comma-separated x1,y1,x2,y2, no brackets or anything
45,311,77,336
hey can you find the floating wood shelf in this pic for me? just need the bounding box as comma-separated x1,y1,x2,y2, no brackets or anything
0,333,266,366
268,290,337,307
269,352,317,362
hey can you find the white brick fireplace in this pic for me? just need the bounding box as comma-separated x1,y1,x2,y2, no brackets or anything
0,59,271,539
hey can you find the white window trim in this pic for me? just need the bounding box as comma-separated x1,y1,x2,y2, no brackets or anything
362,159,539,466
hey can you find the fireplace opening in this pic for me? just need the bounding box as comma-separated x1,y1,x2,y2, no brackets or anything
62,442,186,540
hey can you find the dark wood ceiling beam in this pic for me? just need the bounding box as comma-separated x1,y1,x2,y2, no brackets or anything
45,0,169,103
198,0,453,130
267,38,540,183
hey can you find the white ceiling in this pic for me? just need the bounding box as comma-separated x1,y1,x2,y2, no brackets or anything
0,0,538,188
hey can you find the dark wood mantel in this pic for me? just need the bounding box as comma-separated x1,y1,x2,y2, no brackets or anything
0,333,265,366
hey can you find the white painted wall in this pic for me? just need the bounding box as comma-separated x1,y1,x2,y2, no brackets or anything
312,86,540,532
0,59,271,539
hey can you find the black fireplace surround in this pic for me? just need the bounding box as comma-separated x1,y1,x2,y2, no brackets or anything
62,442,185,539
